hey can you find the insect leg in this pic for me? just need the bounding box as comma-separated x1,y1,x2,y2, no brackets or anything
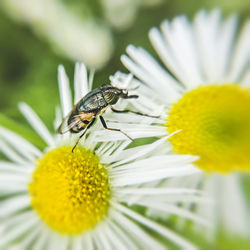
110,106,159,118
72,128,88,152
99,116,133,141
72,117,96,153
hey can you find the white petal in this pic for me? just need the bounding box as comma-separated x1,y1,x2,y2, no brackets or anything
194,9,221,82
0,214,38,248
107,219,138,250
19,103,55,147
83,233,94,250
71,236,82,250
149,27,188,87
219,174,250,236
32,228,49,250
101,220,128,250
74,62,89,103
92,123,166,142
0,140,29,165
111,208,166,250
113,202,197,250
88,69,95,90
134,199,210,227
58,65,72,117
117,187,203,196
111,155,199,186
94,228,112,250
0,195,30,218
228,19,250,82
124,45,183,99
17,223,43,250
0,126,41,161
47,233,69,250
241,68,250,87
217,14,238,81
160,16,204,88
109,136,169,167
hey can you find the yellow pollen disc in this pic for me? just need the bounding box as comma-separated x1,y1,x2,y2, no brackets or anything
167,84,250,173
29,146,110,234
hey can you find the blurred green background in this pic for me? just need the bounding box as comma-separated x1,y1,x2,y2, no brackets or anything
0,0,249,249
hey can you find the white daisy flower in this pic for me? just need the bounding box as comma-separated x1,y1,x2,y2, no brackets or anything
0,63,208,250
119,9,250,236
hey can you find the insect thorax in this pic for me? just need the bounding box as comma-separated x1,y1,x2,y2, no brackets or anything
78,91,107,112
103,89,119,105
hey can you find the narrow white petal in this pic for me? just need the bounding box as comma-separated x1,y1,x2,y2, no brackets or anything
0,183,27,195
74,62,89,103
0,195,30,218
194,9,221,82
217,14,238,80
48,234,69,250
135,199,210,227
0,127,41,160
111,208,166,250
160,16,204,88
112,166,199,186
18,223,43,250
228,19,250,82
58,65,72,117
110,71,133,89
241,68,250,87
219,174,250,236
101,221,127,250
92,124,166,142
1,209,32,224
117,187,204,195
125,45,183,99
88,69,95,90
113,202,197,250
109,136,172,168
149,27,188,87
32,228,49,250
107,220,138,250
0,141,29,165
71,236,82,250
0,172,29,184
0,215,38,248
95,228,112,250
83,233,94,250
19,103,55,146
54,106,63,131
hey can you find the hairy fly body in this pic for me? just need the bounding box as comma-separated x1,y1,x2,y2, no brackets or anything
57,84,158,152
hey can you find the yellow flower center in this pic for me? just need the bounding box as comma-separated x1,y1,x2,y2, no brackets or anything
29,146,110,235
167,84,250,173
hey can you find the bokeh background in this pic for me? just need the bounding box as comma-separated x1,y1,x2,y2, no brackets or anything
0,0,249,249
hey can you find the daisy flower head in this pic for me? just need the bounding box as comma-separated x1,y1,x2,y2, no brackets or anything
0,63,207,250
119,9,250,235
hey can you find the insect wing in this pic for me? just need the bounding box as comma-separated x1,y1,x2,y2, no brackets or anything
57,113,81,134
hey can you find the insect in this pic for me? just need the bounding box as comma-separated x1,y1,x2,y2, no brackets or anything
57,84,158,152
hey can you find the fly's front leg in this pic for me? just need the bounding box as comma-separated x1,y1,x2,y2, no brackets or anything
72,117,96,152
99,116,133,141
72,128,88,152
110,106,159,118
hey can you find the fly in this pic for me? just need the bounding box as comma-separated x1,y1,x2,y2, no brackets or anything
57,84,158,152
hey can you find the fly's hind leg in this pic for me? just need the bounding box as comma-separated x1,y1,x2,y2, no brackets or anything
110,106,159,118
99,116,133,141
